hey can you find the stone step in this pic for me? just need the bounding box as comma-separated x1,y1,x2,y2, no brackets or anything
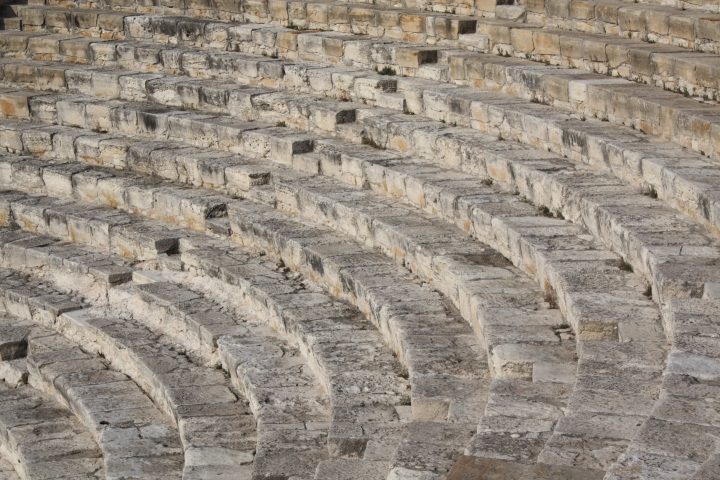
2,35,718,248
10,5,720,101
0,124,657,476
25,0,482,43
446,455,604,480
0,36,700,476
635,0,720,14
117,13,720,101
0,92,659,470
0,115,550,384
0,177,186,261
24,0,720,59
0,122,567,473
3,34,718,246
0,228,133,302
177,238,487,478
0,78,716,309
468,378,575,465
0,155,479,476
0,264,258,479
519,0,720,55
0,120,688,476
31,0,491,18
0,378,104,479
120,276,395,477
0,90,664,336
0,229,333,480
15,5,134,39
0,457,19,480
604,297,720,479
0,93,571,383
22,326,186,479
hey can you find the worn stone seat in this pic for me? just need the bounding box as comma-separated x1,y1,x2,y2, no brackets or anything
0,1,717,478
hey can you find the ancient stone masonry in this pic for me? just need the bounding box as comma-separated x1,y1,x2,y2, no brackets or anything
0,0,715,478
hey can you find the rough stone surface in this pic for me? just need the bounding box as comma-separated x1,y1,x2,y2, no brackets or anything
0,0,713,479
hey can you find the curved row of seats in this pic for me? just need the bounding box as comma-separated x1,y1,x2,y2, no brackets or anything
0,0,716,478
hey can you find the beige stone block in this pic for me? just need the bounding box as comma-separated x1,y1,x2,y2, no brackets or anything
97,13,126,32
523,0,546,14
322,37,345,59
618,7,646,34
595,3,619,24
546,0,571,18
560,35,584,59
569,0,596,20
533,30,560,55
276,31,299,51
0,92,31,119
287,1,307,23
697,17,720,42
400,13,426,34
349,6,376,25
510,28,534,52
644,10,670,36
328,5,349,25
395,47,438,68
479,23,511,45
306,3,328,25
268,0,289,22
669,14,697,42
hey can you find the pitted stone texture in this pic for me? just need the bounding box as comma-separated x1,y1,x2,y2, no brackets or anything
446,456,604,480
2,36,718,239
55,307,257,478
25,329,185,479
0,4,715,479
0,379,104,479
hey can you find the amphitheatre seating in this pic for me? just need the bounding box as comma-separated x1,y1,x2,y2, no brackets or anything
0,0,714,479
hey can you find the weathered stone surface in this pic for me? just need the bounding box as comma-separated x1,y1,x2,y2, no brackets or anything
0,2,714,479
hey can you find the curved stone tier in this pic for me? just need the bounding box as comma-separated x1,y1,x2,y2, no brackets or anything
0,1,715,478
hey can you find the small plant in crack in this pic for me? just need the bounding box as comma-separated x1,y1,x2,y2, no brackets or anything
376,66,396,76
544,286,559,309
619,258,634,272
361,135,383,149
553,323,573,340
275,121,287,127
539,205,554,217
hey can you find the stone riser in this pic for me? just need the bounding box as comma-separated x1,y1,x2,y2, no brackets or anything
0,272,186,479
0,119,576,473
26,0,720,56
19,324,186,479
11,3,720,104
0,377,104,479
4,27,720,242
20,24,712,239
520,0,720,54
0,230,334,479
0,122,660,474
0,7,716,479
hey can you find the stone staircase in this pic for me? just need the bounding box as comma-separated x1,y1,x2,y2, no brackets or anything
0,0,715,479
